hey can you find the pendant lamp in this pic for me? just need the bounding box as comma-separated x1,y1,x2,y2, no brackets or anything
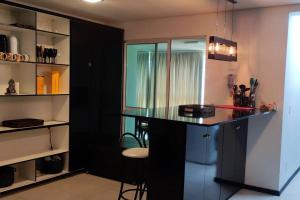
208,0,238,62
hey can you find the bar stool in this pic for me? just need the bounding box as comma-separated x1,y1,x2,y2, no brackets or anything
135,118,149,147
118,132,148,200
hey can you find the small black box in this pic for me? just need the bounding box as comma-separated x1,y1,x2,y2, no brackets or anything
178,105,215,118
2,118,44,128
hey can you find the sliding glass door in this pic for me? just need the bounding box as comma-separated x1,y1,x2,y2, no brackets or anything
124,43,168,109
124,42,168,133
123,37,206,133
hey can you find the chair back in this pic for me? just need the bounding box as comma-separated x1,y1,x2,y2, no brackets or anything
121,132,146,149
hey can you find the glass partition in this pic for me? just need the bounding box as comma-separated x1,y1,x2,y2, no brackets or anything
125,44,156,109
124,42,168,135
168,38,206,119
123,38,206,143
169,38,206,106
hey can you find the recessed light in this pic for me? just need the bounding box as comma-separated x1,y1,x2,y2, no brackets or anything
83,0,104,3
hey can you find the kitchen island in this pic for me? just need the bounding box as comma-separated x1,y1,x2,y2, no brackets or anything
122,107,274,200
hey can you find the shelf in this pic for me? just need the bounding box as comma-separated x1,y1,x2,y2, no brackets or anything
0,94,35,97
0,23,35,33
37,30,69,39
0,60,69,66
0,60,36,65
36,171,69,182
0,171,69,193
0,6,71,194
0,149,69,167
0,94,70,97
0,60,70,67
0,120,69,134
37,63,69,67
37,94,70,96
0,179,35,193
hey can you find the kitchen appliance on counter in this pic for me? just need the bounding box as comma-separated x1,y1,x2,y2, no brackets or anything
178,104,215,118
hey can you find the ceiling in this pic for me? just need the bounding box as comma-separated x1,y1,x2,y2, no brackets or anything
8,0,300,23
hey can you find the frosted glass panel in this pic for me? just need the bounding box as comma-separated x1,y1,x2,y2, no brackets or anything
169,38,206,107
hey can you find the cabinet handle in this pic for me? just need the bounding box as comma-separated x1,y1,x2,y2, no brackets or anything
235,126,241,131
203,134,210,139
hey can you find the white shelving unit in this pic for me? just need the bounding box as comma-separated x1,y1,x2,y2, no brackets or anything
0,3,70,193
0,149,69,167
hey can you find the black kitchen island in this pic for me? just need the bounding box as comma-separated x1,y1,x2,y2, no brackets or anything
121,107,274,200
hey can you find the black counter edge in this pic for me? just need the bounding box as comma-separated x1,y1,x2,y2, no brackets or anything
121,110,275,127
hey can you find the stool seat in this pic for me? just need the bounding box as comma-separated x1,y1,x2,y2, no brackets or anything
122,148,149,159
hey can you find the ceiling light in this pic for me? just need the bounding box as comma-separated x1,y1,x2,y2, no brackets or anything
83,0,104,3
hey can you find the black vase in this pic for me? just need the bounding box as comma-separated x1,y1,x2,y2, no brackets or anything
0,35,9,53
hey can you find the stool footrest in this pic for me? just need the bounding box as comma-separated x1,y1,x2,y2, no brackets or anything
118,182,147,200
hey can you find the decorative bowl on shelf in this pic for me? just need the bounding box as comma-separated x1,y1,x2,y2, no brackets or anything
41,155,64,174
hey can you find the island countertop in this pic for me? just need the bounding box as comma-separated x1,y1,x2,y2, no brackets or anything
121,106,274,126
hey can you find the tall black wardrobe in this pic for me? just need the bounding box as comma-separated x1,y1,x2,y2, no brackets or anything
70,19,124,180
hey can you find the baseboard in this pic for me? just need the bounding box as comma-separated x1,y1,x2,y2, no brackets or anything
242,166,300,196
242,184,280,196
215,177,280,196
280,166,300,194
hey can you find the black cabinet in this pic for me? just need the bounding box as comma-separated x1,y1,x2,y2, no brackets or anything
185,125,223,200
70,19,124,178
70,20,97,171
221,119,248,183
219,119,248,200
174,119,248,200
148,119,187,200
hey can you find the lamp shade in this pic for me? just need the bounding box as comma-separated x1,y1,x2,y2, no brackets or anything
208,36,237,62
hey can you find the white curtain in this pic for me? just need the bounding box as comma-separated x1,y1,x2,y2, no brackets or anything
155,52,167,108
169,52,203,106
136,52,155,108
136,51,203,109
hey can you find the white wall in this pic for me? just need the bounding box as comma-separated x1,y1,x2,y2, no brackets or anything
280,11,300,189
234,6,289,190
118,4,300,191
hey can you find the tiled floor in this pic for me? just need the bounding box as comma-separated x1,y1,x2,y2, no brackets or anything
0,174,145,200
1,172,300,200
